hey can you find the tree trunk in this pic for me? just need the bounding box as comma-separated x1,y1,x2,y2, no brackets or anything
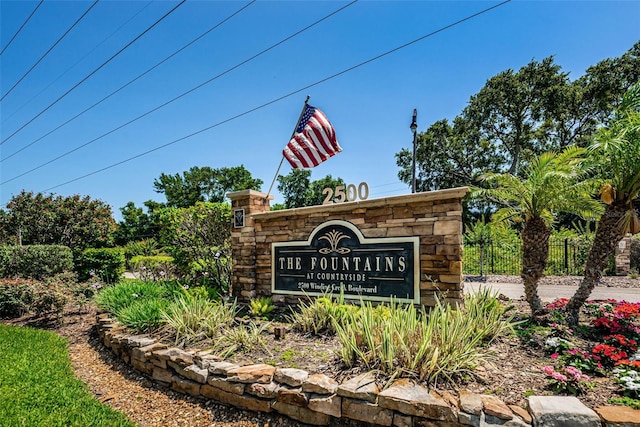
521,217,550,314
565,202,628,325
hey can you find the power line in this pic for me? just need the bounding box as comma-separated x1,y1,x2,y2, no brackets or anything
1,1,154,125
0,0,186,147
1,0,356,176
0,0,44,57
1,0,256,166
0,0,100,102
41,0,511,193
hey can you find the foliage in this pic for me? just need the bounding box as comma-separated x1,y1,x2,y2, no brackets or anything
116,297,170,333
130,255,176,281
288,293,358,335
94,280,179,314
162,295,236,345
276,169,346,208
249,296,275,319
0,244,73,280
153,165,262,208
0,325,136,426
632,235,640,273
75,247,125,283
333,289,515,383
566,81,640,322
396,42,640,192
0,190,116,251
473,147,601,313
123,238,160,267
158,202,231,293
210,321,271,358
0,280,34,318
542,365,591,395
114,201,160,245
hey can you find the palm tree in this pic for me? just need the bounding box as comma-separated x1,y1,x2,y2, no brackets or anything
475,147,602,315
565,83,640,324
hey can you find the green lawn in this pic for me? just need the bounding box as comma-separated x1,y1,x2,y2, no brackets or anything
0,324,136,427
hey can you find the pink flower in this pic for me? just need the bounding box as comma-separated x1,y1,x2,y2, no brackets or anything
543,366,555,376
551,372,568,382
551,353,559,360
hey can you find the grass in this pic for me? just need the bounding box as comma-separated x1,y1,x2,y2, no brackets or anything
0,324,135,427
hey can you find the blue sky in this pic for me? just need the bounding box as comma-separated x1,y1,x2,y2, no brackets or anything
1,0,638,220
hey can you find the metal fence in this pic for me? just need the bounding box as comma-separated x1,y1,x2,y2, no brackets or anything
463,239,590,276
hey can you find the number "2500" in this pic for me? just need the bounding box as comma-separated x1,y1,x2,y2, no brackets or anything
322,182,369,204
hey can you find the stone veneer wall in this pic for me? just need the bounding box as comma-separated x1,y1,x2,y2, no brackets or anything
228,187,469,307
97,315,638,427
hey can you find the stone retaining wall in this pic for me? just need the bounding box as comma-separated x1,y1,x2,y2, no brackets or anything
96,314,639,427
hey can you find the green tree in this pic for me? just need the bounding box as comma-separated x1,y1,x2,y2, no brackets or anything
566,82,640,324
397,42,640,192
158,202,232,293
277,169,345,208
114,202,158,245
153,165,262,208
0,191,116,252
474,147,602,314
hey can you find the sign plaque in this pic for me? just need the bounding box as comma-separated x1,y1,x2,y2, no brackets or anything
272,220,419,303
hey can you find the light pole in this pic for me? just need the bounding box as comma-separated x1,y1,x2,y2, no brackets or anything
410,109,417,193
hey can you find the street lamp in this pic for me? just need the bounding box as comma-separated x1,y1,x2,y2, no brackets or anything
410,109,417,193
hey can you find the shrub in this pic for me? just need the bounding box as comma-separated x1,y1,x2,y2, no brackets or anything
124,239,160,268
631,235,640,273
163,296,236,345
116,298,169,332
288,293,357,335
94,280,174,314
30,283,67,318
0,280,34,318
333,289,516,383
249,296,275,319
130,255,176,281
158,202,231,294
76,247,125,283
0,245,73,279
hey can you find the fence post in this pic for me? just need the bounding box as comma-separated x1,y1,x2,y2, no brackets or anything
564,238,569,275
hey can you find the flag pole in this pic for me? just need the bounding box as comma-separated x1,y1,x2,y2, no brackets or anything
265,95,310,200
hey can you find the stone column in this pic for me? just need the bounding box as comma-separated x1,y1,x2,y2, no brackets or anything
226,190,273,300
615,233,632,276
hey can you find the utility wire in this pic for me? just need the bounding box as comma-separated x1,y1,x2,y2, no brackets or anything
0,0,44,56
0,1,100,102
0,0,186,146
2,1,154,125
1,0,355,176
41,0,511,192
1,0,255,165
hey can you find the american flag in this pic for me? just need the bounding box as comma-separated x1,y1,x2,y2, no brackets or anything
283,104,342,169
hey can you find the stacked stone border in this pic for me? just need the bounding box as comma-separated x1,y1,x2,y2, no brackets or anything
97,315,640,426
228,188,469,307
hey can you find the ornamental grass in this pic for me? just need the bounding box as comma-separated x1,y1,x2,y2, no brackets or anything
333,288,516,384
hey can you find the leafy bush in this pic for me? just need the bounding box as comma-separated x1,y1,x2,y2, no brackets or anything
631,235,639,273
124,239,160,267
116,298,169,332
0,245,73,279
210,322,270,358
0,280,34,318
158,202,231,294
249,296,275,319
76,247,125,283
130,255,175,281
333,289,515,383
94,280,175,314
163,295,236,345
288,293,358,335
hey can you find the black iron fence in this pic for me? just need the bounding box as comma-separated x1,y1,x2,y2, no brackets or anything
463,239,591,276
